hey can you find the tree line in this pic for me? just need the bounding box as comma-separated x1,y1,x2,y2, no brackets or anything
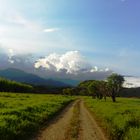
63,73,124,102
0,77,68,94
0,73,125,101
0,77,33,93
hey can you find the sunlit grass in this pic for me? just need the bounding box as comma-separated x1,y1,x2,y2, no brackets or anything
84,97,140,140
0,92,74,140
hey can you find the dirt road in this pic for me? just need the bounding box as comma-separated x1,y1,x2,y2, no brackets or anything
35,100,107,140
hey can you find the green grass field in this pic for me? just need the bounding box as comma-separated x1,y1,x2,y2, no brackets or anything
84,97,140,140
0,92,74,140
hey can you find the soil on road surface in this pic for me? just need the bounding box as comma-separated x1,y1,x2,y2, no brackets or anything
35,100,107,140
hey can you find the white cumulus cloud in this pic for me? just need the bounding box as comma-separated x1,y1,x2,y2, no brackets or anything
35,51,92,74
34,51,112,76
8,49,15,64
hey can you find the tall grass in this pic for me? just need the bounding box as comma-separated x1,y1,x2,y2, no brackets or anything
84,97,140,140
0,92,74,140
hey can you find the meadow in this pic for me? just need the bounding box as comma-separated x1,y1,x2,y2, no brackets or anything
84,97,140,140
0,92,74,140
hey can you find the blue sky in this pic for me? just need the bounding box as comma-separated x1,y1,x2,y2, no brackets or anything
0,0,140,76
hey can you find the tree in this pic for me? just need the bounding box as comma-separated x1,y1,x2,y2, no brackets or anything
63,88,73,95
88,81,99,98
107,73,124,102
98,81,109,101
88,81,105,100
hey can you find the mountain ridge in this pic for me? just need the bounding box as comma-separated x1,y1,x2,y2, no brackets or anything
0,68,70,87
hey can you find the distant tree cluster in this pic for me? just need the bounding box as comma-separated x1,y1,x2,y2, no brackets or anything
63,74,124,102
0,77,33,93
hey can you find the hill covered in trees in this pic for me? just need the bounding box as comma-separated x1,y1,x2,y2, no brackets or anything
0,77,33,93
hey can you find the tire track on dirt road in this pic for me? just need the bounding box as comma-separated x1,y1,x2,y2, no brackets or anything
35,99,107,140
35,100,78,140
78,100,107,140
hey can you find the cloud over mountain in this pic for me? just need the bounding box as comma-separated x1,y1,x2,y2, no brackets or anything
34,51,112,80
35,51,92,74
0,47,35,72
0,47,112,81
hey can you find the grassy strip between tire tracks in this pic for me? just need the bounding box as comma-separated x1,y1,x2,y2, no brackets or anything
64,100,81,140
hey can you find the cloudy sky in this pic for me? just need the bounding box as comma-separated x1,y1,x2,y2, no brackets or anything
0,0,140,79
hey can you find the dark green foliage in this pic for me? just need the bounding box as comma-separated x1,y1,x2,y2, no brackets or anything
77,80,108,100
63,88,74,95
120,87,140,97
0,77,33,93
63,87,87,96
69,73,125,102
34,85,70,94
88,81,102,99
107,74,124,102
78,80,94,88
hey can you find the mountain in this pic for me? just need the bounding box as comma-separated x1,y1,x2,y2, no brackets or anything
123,76,140,88
53,78,80,86
0,68,70,87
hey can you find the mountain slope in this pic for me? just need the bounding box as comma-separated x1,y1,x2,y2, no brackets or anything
0,68,69,87
54,78,80,86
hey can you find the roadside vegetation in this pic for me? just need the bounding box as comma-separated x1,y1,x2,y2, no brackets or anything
84,97,140,140
0,92,74,140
